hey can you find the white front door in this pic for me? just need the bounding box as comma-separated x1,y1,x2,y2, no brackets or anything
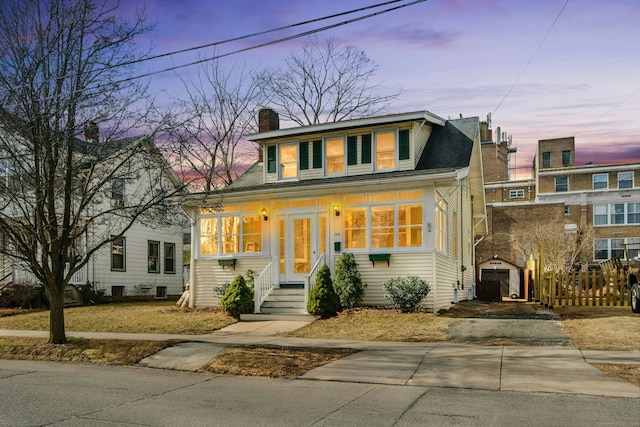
279,213,327,283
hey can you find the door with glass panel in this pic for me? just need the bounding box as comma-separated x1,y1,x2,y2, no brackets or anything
280,214,326,284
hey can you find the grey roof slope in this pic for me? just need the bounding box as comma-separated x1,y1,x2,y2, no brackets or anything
215,116,479,196
417,117,478,170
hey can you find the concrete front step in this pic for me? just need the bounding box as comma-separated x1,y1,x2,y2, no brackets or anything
259,287,306,315
240,313,317,322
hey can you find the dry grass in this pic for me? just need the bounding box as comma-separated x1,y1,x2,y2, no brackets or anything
593,364,640,388
0,336,167,365
0,301,236,334
204,345,357,378
288,308,452,342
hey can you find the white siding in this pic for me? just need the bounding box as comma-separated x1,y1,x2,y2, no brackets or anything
412,122,433,168
348,253,436,308
193,257,270,308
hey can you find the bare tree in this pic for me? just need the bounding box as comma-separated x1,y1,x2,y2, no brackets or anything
0,0,182,343
255,37,402,126
513,217,595,272
165,59,262,192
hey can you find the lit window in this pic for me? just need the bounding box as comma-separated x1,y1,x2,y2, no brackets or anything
242,215,262,252
555,176,568,192
371,206,394,248
279,143,298,179
325,137,345,175
200,218,219,255
374,130,396,170
148,241,160,273
111,236,125,271
618,171,633,189
592,173,608,190
164,243,175,274
399,205,422,247
222,217,240,254
345,208,367,249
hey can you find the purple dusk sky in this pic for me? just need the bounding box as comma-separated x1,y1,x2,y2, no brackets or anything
122,0,640,172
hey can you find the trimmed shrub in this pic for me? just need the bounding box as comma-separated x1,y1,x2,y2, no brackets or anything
383,276,431,313
219,275,254,318
333,253,366,309
307,264,341,319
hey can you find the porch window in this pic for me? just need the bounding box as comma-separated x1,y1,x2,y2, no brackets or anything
200,217,219,255
222,217,240,254
345,208,367,249
164,243,175,274
371,206,394,248
325,137,345,175
148,241,160,273
111,236,125,271
374,130,396,171
242,215,262,252
399,205,422,247
279,143,298,179
435,193,448,253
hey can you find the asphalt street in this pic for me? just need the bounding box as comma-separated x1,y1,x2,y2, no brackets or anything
1,359,639,427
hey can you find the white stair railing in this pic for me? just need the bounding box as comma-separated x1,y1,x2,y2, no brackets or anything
0,265,13,292
254,260,275,314
304,254,325,313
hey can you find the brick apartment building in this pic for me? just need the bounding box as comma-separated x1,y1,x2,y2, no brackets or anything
476,120,640,298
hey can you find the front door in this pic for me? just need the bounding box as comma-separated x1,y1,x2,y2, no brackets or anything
280,213,327,284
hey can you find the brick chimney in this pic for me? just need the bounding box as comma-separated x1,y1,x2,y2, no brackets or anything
257,109,279,162
84,122,99,142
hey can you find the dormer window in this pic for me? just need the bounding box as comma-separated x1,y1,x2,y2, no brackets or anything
279,143,298,179
374,130,396,171
325,136,345,175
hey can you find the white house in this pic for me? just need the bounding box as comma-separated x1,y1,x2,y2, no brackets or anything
0,124,187,300
183,109,487,313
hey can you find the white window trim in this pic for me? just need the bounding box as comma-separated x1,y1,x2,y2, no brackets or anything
278,142,299,181
373,129,399,172
618,171,634,189
198,213,263,258
592,173,608,190
593,202,640,226
323,135,346,177
509,189,524,199
555,176,569,192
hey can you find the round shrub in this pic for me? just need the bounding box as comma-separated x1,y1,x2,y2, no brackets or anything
307,264,341,319
219,274,254,318
333,253,366,309
383,276,431,313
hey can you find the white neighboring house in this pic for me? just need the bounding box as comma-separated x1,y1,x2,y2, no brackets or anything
0,125,187,299
182,109,487,313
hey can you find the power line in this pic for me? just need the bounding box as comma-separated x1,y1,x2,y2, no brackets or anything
574,86,640,135
492,0,569,115
0,0,426,98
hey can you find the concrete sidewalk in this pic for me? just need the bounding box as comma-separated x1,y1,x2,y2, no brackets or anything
2,321,639,398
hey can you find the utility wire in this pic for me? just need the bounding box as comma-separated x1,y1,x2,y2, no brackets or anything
492,0,569,115
0,0,426,97
108,0,427,88
574,87,640,135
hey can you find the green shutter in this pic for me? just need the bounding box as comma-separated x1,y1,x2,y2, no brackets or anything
399,129,410,160
347,136,357,165
299,141,309,170
312,140,322,169
267,145,276,173
361,134,372,164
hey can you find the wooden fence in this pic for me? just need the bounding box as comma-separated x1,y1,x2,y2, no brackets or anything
537,268,630,308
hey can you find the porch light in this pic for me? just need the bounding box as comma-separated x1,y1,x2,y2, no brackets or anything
333,204,340,216
261,207,268,221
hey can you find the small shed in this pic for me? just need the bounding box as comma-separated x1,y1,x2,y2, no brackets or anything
477,257,522,301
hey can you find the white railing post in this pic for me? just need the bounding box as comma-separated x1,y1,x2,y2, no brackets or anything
304,255,325,313
254,260,275,314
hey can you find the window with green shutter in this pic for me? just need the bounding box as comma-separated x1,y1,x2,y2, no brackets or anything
299,141,309,170
399,129,410,160
361,134,371,164
267,145,276,173
347,136,357,165
312,140,322,169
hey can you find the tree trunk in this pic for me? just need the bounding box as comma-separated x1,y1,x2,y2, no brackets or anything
48,283,67,344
